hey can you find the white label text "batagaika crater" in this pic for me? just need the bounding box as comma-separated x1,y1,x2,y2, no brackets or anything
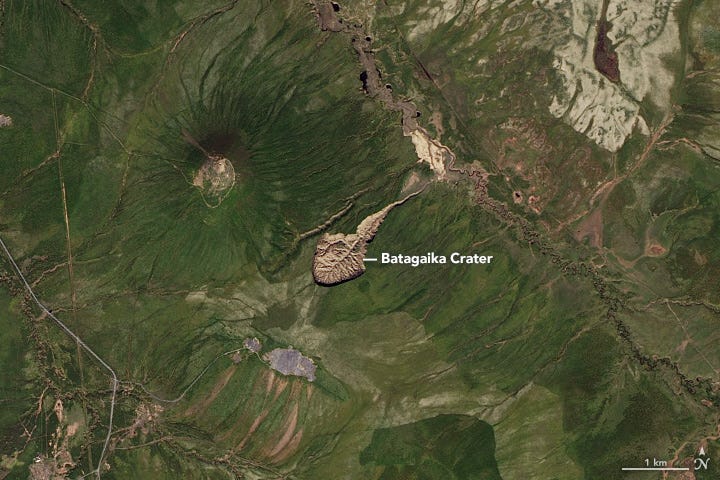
380,252,493,267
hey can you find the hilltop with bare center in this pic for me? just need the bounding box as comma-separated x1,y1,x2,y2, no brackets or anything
183,129,236,207
192,154,235,205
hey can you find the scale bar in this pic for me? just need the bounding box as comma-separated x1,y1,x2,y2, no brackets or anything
363,258,378,262
621,467,689,471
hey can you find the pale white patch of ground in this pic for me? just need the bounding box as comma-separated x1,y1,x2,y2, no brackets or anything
406,0,462,41
607,0,679,108
406,0,507,43
545,0,678,151
533,0,566,8
409,129,449,179
184,267,314,323
0,114,13,127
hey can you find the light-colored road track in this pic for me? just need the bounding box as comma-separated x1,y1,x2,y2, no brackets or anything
0,234,243,477
0,236,117,480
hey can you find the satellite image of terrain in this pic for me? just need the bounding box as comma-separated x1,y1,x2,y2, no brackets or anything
1,0,720,479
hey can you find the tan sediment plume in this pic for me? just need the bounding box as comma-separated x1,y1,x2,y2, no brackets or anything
265,370,276,394
272,377,289,402
409,128,450,180
271,429,303,464
266,403,299,458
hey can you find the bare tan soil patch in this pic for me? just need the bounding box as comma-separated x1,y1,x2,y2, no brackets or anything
217,369,267,443
409,129,450,179
429,109,444,140
676,339,690,354
272,377,289,402
307,5,459,287
192,154,235,207
645,242,667,257
314,1,343,32
128,404,163,438
265,370,276,394
184,365,236,417
574,208,603,248
312,191,421,285
271,429,303,464
693,249,708,266
265,403,299,459
401,171,423,195
30,399,80,479
236,408,271,452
